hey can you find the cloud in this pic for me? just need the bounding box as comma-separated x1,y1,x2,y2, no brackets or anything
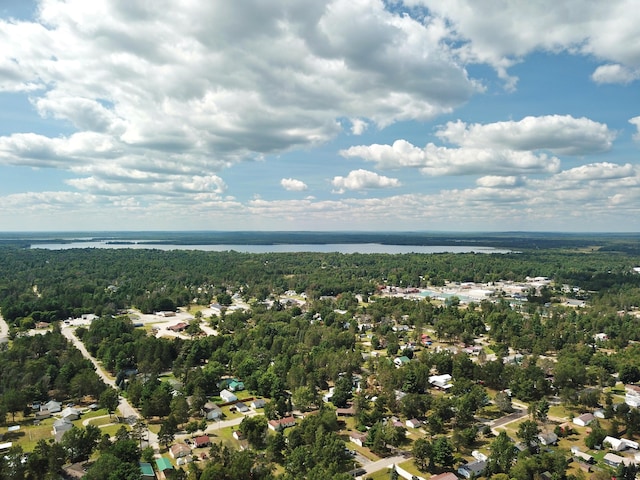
331,169,401,193
350,119,368,135
592,64,640,84
630,117,640,141
0,0,481,197
280,178,308,191
404,0,640,86
436,115,615,155
476,175,523,188
341,140,560,176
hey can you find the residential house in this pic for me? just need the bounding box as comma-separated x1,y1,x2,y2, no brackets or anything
604,453,624,468
139,462,155,480
35,410,52,420
336,406,356,417
194,435,211,449
406,418,421,429
573,413,595,427
60,407,81,422
42,400,62,414
625,384,640,408
167,322,188,332
394,356,411,368
61,462,86,479
458,460,487,479
203,402,222,420
429,473,458,480
429,374,453,390
603,436,626,451
538,432,558,446
170,442,192,459
155,457,174,473
52,418,73,442
235,402,249,413
571,449,594,464
472,451,488,462
228,379,245,392
349,431,367,447
250,398,266,409
268,416,296,431
219,389,237,403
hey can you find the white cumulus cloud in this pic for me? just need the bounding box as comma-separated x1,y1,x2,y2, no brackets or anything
436,115,615,155
331,169,401,193
630,117,640,141
341,140,560,176
280,178,308,191
404,0,640,86
592,64,640,84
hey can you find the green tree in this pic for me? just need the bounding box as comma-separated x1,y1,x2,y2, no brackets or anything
170,394,190,426
239,415,268,449
292,386,318,412
431,437,454,469
487,431,517,475
517,420,540,453
100,387,120,420
494,391,514,413
412,438,431,471
62,424,101,463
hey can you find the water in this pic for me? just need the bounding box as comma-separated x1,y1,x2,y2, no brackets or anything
32,241,510,254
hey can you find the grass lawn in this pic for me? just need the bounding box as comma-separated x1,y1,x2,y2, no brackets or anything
398,459,425,477
548,405,571,420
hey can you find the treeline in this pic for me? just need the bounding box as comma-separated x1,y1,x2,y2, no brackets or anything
2,246,640,326
0,327,106,421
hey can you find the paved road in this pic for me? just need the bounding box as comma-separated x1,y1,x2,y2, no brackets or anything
360,455,409,478
60,325,158,446
491,408,528,433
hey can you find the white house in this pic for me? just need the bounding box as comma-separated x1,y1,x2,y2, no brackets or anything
472,451,488,462
42,400,62,414
429,374,453,390
571,447,594,464
394,356,410,368
268,417,296,431
219,389,237,403
251,399,267,409
458,460,486,479
604,453,624,468
406,418,421,429
625,384,640,408
573,413,595,427
52,418,73,441
204,402,222,420
349,431,367,447
538,432,558,446
60,407,81,422
603,436,625,451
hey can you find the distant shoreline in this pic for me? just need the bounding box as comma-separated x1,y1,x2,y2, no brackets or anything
2,230,640,251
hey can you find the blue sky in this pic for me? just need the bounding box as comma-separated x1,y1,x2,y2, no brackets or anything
1,1,639,232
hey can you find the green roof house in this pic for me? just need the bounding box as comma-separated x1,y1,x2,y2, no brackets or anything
156,457,174,472
139,462,155,479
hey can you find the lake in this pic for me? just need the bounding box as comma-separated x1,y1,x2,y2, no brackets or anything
32,241,511,254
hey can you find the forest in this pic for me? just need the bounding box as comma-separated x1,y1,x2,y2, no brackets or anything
1,239,640,479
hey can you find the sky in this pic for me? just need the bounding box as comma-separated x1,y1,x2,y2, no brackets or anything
1,0,639,232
